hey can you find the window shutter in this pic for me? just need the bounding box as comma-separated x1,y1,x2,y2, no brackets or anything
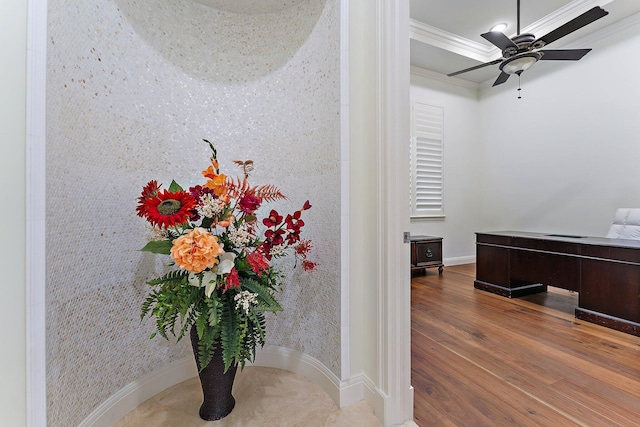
410,102,444,217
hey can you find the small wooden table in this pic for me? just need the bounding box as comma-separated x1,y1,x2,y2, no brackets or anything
410,235,443,274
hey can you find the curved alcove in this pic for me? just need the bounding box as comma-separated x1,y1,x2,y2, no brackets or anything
46,0,340,425
114,0,326,83
193,0,308,14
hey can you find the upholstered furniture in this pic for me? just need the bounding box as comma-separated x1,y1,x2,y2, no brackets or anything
606,208,640,240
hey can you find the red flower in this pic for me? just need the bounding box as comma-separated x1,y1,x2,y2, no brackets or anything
257,242,272,260
302,260,318,271
136,180,161,217
140,189,196,228
188,185,215,203
222,268,241,292
246,250,270,276
263,210,283,227
285,211,304,231
285,230,300,245
284,208,307,244
239,194,262,214
295,240,313,258
265,228,285,246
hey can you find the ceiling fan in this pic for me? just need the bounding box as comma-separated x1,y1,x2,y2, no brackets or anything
447,0,609,87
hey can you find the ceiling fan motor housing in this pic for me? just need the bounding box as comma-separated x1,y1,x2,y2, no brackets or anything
503,33,535,58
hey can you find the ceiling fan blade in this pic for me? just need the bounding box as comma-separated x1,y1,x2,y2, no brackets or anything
533,7,608,47
492,71,510,87
539,49,592,61
481,31,518,51
447,59,502,77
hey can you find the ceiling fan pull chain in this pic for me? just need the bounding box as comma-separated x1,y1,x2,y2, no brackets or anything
517,74,522,99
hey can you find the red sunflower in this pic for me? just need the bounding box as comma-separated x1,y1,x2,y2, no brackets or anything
141,189,196,228
136,180,161,217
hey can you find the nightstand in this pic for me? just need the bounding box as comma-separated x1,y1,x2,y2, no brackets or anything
410,235,443,274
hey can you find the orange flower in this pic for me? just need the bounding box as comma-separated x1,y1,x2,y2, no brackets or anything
203,172,228,197
170,228,224,274
202,163,218,179
216,213,234,229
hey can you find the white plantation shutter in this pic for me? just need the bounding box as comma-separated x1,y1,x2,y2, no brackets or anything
410,102,444,217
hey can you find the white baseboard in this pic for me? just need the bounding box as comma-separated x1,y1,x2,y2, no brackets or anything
443,255,475,266
359,374,386,421
79,346,392,426
253,346,392,425
252,345,385,412
250,345,343,405
330,369,418,426
78,356,197,427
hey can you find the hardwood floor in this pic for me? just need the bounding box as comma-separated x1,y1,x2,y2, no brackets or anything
411,264,640,427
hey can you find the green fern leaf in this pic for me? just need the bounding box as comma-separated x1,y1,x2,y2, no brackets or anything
241,278,283,313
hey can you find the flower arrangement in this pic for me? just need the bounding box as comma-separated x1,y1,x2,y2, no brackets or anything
137,139,316,372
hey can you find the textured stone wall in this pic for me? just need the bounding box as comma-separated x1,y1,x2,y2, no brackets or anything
46,0,340,424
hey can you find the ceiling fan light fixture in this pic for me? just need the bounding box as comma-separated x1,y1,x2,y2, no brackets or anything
490,23,508,32
445,4,609,87
500,52,541,75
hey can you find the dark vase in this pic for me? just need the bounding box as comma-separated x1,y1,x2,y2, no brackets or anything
189,327,238,421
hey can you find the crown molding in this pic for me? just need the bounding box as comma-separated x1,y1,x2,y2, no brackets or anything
409,19,498,63
410,65,480,91
410,0,615,62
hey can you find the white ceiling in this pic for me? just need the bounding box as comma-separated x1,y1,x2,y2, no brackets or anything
410,0,640,87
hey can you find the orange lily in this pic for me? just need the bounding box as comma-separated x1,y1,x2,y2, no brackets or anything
203,173,228,197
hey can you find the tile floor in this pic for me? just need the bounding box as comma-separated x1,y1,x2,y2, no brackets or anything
113,366,383,426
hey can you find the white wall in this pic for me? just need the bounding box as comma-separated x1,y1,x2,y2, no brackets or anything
348,0,379,385
349,2,414,424
0,1,27,425
409,71,485,263
410,16,640,261
478,16,640,237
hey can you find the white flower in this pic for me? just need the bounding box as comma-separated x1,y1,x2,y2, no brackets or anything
227,223,252,248
188,272,203,287
214,252,237,276
198,193,225,218
188,270,217,297
269,243,287,257
146,224,169,241
207,252,237,297
187,251,237,297
234,291,258,315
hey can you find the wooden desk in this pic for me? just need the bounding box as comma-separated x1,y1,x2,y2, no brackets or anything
475,231,640,337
